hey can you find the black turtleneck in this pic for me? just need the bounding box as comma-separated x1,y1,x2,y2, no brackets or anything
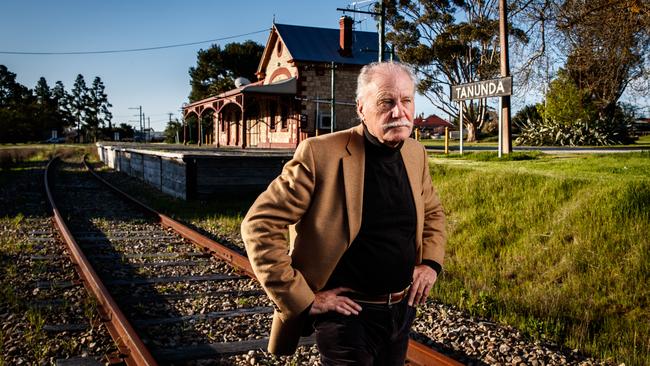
325,125,417,294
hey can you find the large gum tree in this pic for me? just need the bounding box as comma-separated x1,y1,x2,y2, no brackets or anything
383,0,528,141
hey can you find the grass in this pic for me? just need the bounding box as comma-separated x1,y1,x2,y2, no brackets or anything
420,133,650,149
428,152,649,365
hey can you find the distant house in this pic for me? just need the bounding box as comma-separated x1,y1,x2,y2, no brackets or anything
634,117,650,136
183,17,379,148
413,114,455,137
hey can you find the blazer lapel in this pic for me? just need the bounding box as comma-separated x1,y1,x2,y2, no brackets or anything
401,143,424,249
342,124,365,245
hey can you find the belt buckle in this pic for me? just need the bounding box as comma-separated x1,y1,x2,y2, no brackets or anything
387,292,392,307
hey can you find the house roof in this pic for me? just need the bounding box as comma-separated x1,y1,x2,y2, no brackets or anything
274,23,379,65
215,77,297,99
414,114,455,128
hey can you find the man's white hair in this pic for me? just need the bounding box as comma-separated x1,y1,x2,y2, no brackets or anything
355,61,417,103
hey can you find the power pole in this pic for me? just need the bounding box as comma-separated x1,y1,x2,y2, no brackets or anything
337,1,386,61
128,105,142,142
379,1,386,61
499,0,512,154
331,62,336,134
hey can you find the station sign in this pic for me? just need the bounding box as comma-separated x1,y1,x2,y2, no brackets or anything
451,76,512,101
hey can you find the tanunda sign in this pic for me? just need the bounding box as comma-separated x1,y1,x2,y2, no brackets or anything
451,76,512,101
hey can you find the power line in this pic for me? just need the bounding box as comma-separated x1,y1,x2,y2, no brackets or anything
0,29,269,55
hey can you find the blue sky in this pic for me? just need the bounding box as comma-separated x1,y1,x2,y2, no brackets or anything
1,0,416,132
4,1,646,133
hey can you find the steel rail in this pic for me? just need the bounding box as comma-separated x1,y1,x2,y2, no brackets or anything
83,157,462,366
82,158,256,279
44,158,158,365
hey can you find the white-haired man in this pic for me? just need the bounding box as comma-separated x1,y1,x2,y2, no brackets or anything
241,61,446,365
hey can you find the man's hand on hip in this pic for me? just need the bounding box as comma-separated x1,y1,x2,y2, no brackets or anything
309,287,362,316
408,265,438,306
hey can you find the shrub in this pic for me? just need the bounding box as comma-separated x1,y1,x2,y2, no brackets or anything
515,116,633,146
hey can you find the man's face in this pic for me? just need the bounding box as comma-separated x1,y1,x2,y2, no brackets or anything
357,69,415,147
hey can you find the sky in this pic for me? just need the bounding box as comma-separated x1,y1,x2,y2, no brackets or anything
1,0,420,133
3,1,647,134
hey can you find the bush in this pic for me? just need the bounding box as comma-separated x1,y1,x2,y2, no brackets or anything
0,148,41,170
515,116,633,146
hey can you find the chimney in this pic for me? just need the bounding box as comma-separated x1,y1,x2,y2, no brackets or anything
339,16,353,57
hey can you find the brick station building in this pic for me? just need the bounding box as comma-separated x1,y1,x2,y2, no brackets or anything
183,17,378,148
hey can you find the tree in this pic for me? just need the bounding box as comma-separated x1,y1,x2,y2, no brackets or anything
52,81,74,129
164,118,182,143
87,76,113,141
508,0,563,95
515,71,633,146
188,40,264,102
34,77,52,105
538,69,596,125
32,77,61,140
70,74,90,141
383,0,528,141
0,65,36,142
512,103,542,128
558,0,649,120
0,65,31,109
116,123,135,140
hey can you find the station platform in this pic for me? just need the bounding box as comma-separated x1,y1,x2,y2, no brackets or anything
96,143,294,200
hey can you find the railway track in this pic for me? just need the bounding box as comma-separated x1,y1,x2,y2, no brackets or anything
44,156,462,365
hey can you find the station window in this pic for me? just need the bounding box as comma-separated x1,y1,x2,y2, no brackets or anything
280,104,288,130
269,101,277,130
318,112,332,130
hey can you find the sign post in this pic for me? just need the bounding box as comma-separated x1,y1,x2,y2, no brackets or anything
459,104,463,155
451,76,513,156
499,0,512,153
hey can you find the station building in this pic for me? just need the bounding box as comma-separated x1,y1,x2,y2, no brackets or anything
183,17,378,148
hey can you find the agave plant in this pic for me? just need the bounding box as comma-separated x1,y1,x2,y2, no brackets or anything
515,116,632,146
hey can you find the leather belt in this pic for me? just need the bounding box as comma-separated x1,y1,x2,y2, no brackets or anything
345,286,410,306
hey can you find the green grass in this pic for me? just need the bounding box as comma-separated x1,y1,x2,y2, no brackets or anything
420,133,650,149
428,152,649,365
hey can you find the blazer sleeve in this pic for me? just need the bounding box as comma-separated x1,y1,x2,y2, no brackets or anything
419,145,447,267
240,140,316,322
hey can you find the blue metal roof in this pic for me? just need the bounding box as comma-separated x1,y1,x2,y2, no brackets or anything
274,23,379,65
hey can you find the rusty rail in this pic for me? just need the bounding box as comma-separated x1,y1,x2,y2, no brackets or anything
81,157,462,366
44,158,158,365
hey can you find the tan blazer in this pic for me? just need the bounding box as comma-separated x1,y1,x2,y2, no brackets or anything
241,123,446,355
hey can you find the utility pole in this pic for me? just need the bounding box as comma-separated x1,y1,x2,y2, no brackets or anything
379,1,386,61
337,1,386,61
128,106,142,142
331,62,336,134
147,116,151,142
499,0,512,154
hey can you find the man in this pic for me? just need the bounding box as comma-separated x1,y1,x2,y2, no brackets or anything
241,61,446,364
